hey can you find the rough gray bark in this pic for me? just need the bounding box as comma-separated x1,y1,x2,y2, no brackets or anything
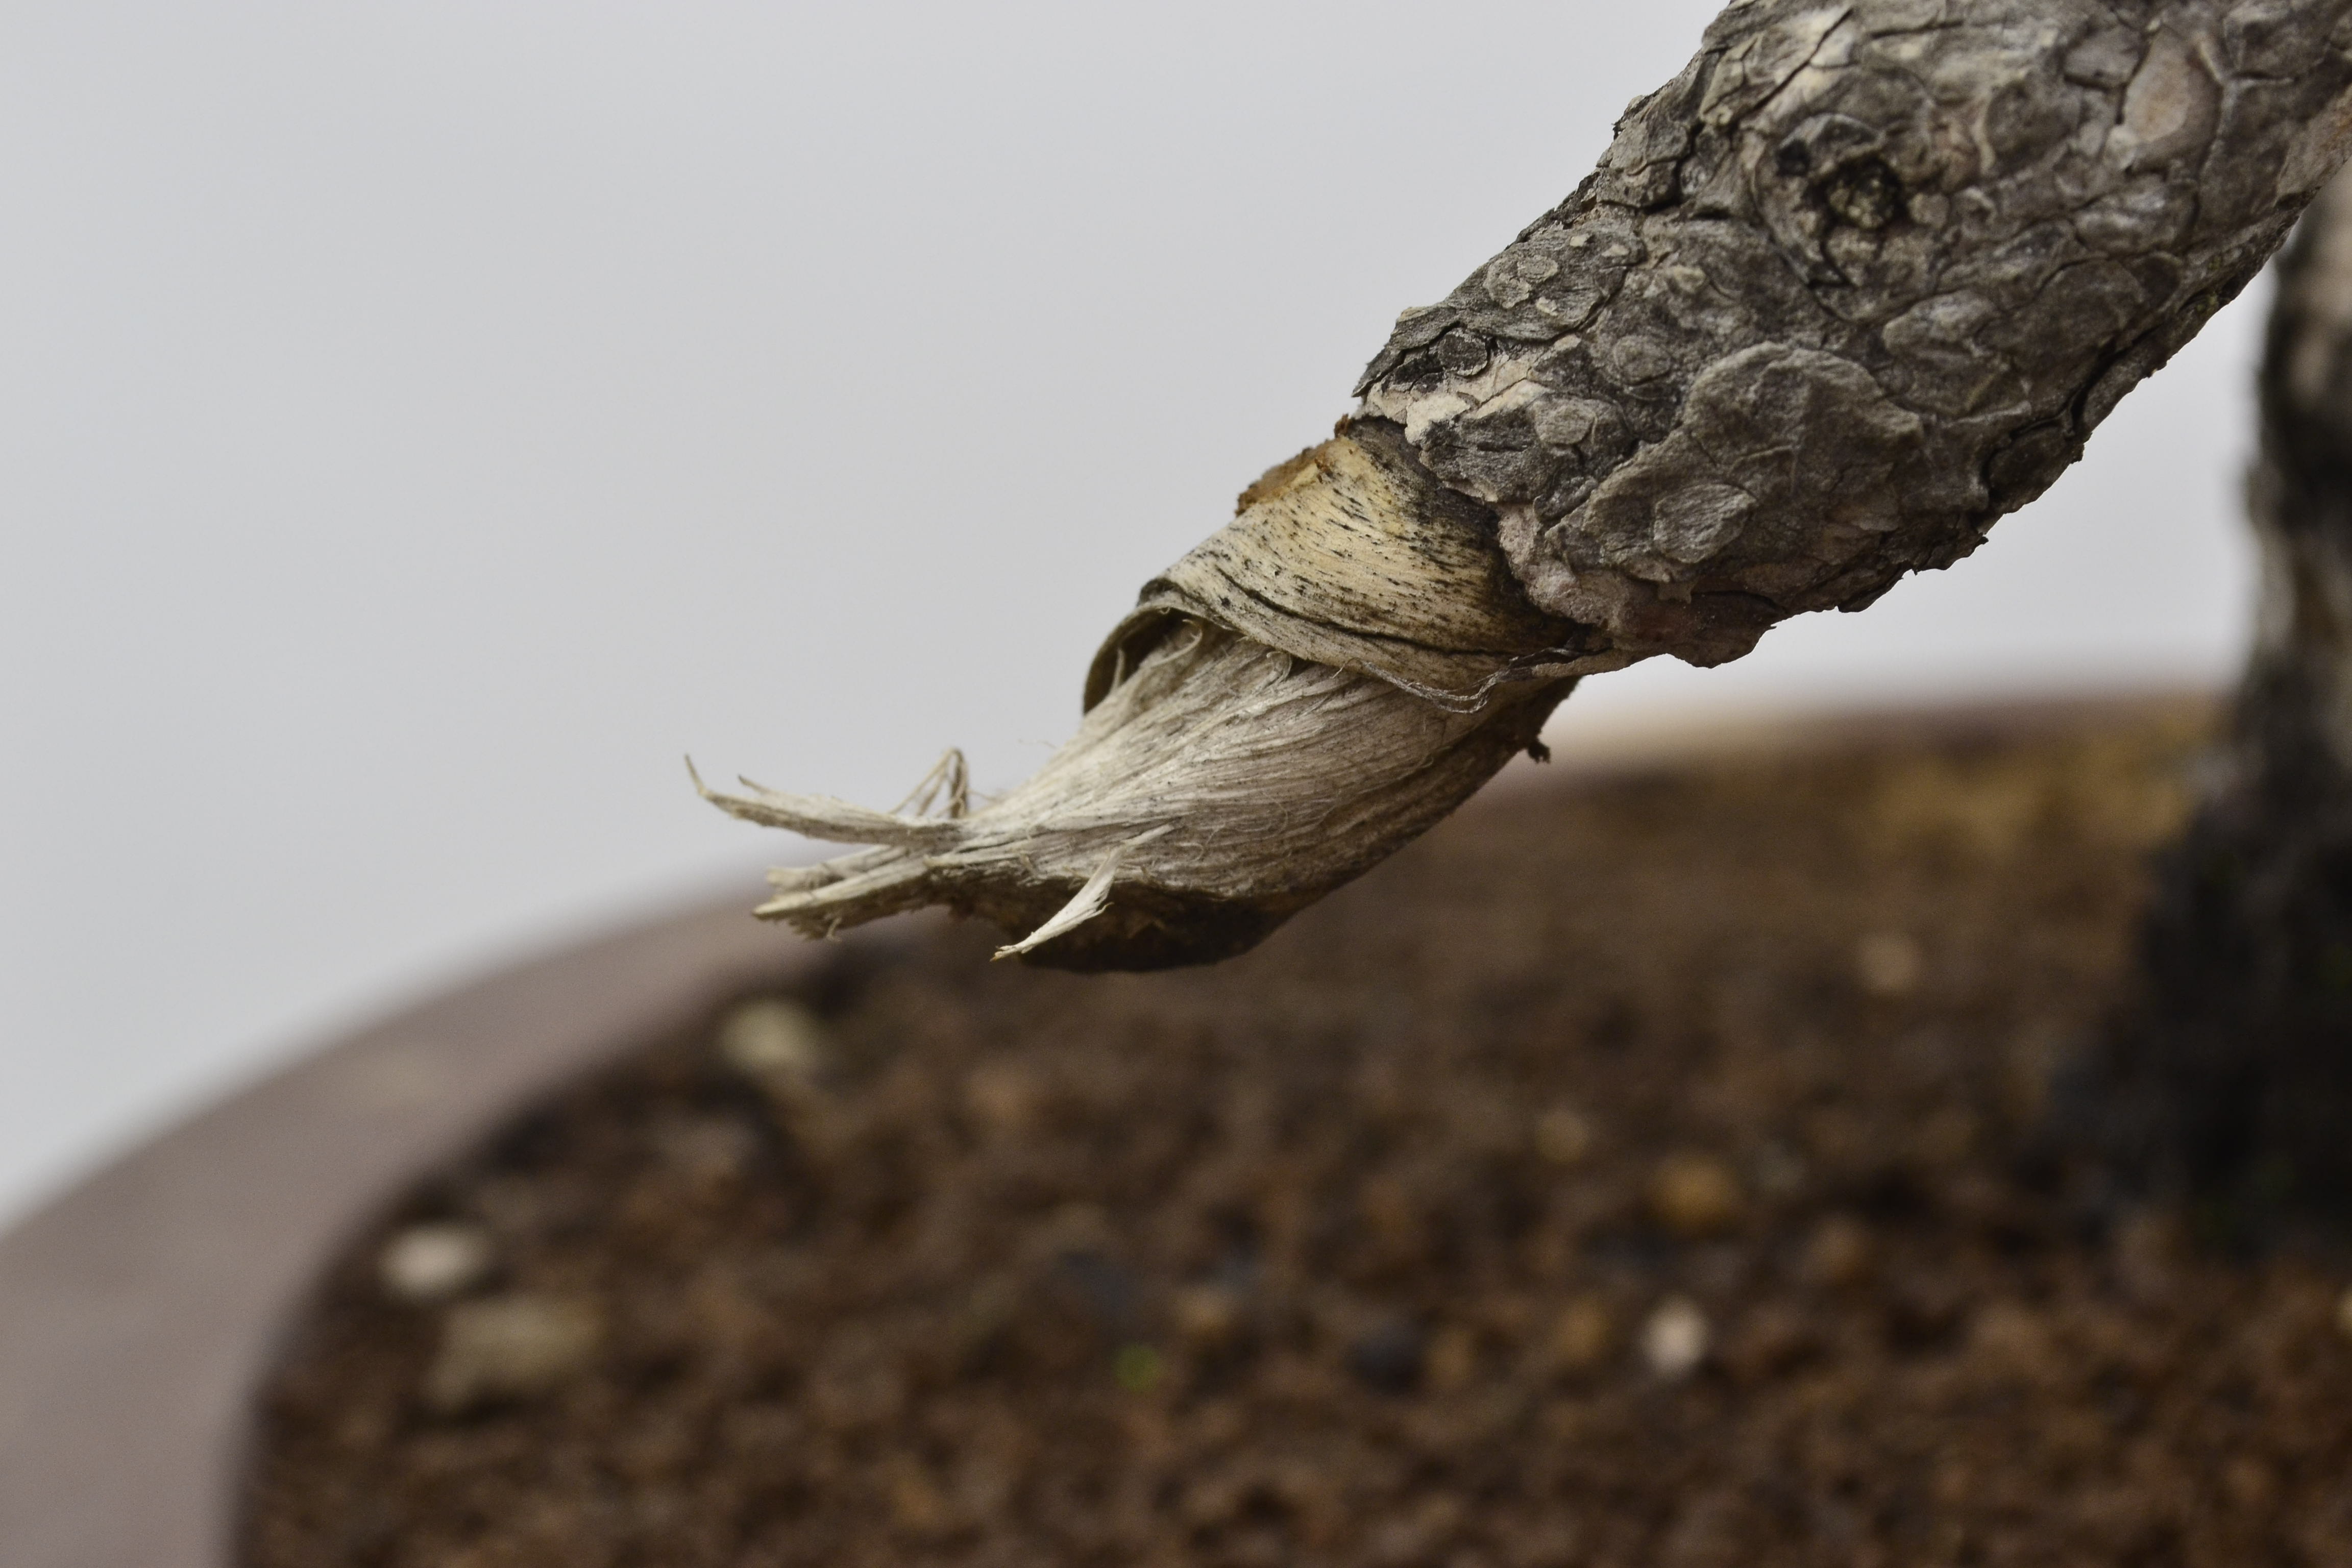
1359,0,2352,666
708,0,2352,969
2110,161,2352,1224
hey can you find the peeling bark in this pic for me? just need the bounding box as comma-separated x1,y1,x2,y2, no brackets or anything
712,0,2352,968
702,436,1567,970
2110,161,2352,1222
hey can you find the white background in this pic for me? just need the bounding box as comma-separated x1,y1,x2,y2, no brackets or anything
0,1,2266,1228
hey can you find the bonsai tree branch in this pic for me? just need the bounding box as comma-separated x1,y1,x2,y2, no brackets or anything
708,0,2352,969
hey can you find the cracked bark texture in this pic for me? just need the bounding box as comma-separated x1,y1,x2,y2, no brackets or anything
1359,0,2352,670
715,0,2352,969
2108,162,2352,1223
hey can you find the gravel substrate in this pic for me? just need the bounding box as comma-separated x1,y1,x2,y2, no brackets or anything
243,707,2352,1568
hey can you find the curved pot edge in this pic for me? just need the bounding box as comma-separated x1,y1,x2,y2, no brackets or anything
0,888,819,1568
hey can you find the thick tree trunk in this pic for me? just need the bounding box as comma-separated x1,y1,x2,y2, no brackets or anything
709,0,2352,968
2113,162,2352,1224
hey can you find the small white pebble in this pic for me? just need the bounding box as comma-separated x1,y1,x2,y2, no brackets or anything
1855,930,1924,997
1641,1296,1710,1379
719,997,825,1080
378,1222,494,1305
425,1294,603,1414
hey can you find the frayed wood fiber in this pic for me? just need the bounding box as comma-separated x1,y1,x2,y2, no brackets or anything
707,0,2352,969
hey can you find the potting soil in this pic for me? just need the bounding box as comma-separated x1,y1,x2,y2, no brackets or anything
242,705,2352,1567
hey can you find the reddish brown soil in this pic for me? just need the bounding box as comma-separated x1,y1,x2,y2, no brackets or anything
243,707,2352,1568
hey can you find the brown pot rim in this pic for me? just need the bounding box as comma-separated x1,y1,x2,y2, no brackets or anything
0,888,813,1568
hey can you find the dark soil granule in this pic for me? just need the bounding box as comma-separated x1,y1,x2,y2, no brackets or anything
241,706,2352,1568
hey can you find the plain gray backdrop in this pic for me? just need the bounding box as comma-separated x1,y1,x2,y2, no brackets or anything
0,1,2265,1226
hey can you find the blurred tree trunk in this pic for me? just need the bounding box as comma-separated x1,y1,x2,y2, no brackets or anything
2117,164,2352,1226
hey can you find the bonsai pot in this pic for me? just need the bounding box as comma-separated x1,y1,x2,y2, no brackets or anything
10,694,2350,1568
